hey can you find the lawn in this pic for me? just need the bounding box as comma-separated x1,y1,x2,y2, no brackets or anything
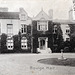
38,58,75,67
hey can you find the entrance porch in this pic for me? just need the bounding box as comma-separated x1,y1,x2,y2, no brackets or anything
37,37,52,54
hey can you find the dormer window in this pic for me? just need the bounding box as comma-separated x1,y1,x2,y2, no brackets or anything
37,21,48,31
21,24,27,34
21,14,25,20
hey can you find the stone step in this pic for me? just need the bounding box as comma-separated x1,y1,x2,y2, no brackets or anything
37,48,52,54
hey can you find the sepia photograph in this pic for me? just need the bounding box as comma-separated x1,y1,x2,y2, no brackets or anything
0,0,74,75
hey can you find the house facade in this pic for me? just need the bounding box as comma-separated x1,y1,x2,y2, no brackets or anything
32,9,62,53
0,7,63,53
0,8,32,52
0,0,75,53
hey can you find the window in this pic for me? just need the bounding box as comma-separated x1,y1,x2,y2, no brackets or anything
21,24,27,34
7,24,13,50
21,14,25,21
8,46,10,48
73,4,75,10
66,38,70,41
21,37,27,49
53,25,57,34
7,39,13,50
73,10,75,20
73,3,75,11
7,24,13,37
37,21,48,31
66,29,70,34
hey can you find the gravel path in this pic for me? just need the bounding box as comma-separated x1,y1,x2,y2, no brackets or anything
0,53,74,75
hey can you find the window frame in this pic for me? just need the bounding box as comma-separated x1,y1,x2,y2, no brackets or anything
7,39,14,50
37,21,48,31
21,37,27,49
53,25,57,34
66,29,70,34
20,14,26,21
7,24,13,37
21,24,27,34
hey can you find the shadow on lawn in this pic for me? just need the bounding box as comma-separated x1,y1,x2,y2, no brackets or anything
37,58,75,67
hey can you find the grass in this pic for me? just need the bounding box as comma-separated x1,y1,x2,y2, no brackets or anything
38,58,75,67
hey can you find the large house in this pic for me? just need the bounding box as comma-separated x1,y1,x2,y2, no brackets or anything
0,0,75,53
0,7,63,53
32,9,62,53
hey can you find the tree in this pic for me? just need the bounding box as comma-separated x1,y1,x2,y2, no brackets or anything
70,32,75,52
53,24,64,52
1,33,7,52
13,31,21,52
13,34,21,52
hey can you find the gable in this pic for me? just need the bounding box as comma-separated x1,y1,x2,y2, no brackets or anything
19,8,28,20
33,10,50,20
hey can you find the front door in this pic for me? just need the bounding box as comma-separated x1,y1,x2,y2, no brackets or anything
38,37,48,50
40,39,45,49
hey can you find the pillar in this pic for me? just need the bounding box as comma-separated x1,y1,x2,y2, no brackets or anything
45,38,48,49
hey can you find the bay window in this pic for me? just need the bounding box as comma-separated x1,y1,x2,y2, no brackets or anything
21,37,27,49
7,24,13,50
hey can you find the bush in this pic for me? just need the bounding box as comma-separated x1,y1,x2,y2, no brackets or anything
13,35,21,52
1,33,7,53
64,47,70,52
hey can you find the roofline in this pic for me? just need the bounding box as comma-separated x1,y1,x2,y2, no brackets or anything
53,19,75,24
33,9,50,19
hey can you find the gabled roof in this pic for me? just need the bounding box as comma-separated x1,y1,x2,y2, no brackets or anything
0,12,19,19
33,9,51,20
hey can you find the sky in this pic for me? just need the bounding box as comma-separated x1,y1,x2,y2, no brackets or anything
0,0,73,20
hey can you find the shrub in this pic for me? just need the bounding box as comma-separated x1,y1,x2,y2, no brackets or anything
1,33,7,53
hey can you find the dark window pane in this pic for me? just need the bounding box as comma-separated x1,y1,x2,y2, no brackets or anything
24,28,26,32
38,25,40,30
22,28,23,33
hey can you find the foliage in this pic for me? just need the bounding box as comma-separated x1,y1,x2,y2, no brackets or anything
1,33,7,52
53,24,64,52
13,34,21,52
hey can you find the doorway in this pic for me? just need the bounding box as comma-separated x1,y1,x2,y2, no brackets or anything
38,37,48,50
40,39,45,49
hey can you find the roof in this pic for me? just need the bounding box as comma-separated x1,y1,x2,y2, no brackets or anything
53,19,75,24
0,12,20,19
0,12,32,20
33,9,51,20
